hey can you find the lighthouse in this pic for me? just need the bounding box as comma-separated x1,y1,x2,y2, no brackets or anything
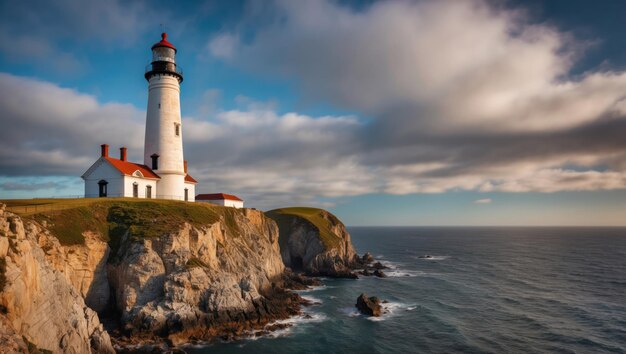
144,33,186,200
82,33,197,201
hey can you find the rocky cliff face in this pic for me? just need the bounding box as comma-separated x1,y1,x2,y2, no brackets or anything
0,204,114,353
266,207,359,277
0,200,354,350
107,207,291,344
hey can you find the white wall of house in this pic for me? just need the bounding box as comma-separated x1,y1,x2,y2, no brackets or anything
83,160,160,199
197,199,244,208
184,182,196,202
83,160,125,198
122,176,159,198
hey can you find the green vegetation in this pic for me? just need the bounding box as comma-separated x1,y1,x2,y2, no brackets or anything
1,198,241,251
266,207,343,249
34,205,109,245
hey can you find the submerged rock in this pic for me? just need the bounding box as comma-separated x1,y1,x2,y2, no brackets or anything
266,207,359,278
355,293,382,317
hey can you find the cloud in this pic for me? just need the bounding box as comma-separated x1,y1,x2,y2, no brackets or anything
202,0,626,205
0,181,62,191
474,198,493,204
4,0,626,209
0,73,145,176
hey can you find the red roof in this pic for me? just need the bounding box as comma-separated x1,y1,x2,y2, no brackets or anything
104,157,160,179
151,32,176,52
184,174,198,184
196,193,243,201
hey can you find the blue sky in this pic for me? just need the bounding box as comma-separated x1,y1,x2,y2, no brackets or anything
1,0,626,226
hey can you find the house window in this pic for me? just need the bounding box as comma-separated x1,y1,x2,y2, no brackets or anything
133,183,138,198
175,123,180,136
98,180,108,197
184,188,189,201
146,185,152,199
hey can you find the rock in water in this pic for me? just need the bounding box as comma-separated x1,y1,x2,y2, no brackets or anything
362,252,375,263
373,269,387,278
355,293,382,317
266,207,359,277
372,261,387,269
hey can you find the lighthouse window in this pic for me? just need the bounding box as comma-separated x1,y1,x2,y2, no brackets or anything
133,183,139,198
158,103,161,109
175,123,180,136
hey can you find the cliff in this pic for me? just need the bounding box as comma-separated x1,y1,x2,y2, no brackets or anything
0,204,114,353
0,200,359,350
266,207,359,277
0,199,303,350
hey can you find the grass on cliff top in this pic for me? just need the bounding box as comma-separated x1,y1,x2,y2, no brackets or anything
8,198,229,247
265,207,343,249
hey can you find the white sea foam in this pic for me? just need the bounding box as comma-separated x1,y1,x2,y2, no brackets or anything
300,294,323,305
385,269,423,277
339,307,361,317
372,259,423,277
365,301,412,321
344,301,414,322
414,255,450,261
256,310,327,339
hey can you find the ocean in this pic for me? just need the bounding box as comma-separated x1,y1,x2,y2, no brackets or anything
187,227,626,353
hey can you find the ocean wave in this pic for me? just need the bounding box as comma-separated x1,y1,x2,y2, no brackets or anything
252,311,328,339
366,301,413,322
294,285,330,295
339,307,362,317
414,255,450,261
385,269,424,277
341,301,416,321
370,259,425,277
300,294,323,305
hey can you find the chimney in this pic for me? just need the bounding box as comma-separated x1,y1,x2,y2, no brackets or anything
101,144,109,157
120,147,127,161
184,160,188,174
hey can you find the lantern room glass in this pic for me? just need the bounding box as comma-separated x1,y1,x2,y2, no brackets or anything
152,47,175,63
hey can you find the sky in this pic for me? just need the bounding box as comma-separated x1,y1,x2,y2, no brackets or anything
1,0,626,226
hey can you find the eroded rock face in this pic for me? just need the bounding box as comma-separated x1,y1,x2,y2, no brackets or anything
267,208,359,277
37,231,110,312
0,205,114,354
107,208,287,340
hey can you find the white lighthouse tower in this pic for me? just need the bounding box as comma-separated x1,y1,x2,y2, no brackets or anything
82,33,197,201
144,33,186,200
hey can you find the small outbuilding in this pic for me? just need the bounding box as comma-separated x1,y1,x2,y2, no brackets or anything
196,193,244,208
